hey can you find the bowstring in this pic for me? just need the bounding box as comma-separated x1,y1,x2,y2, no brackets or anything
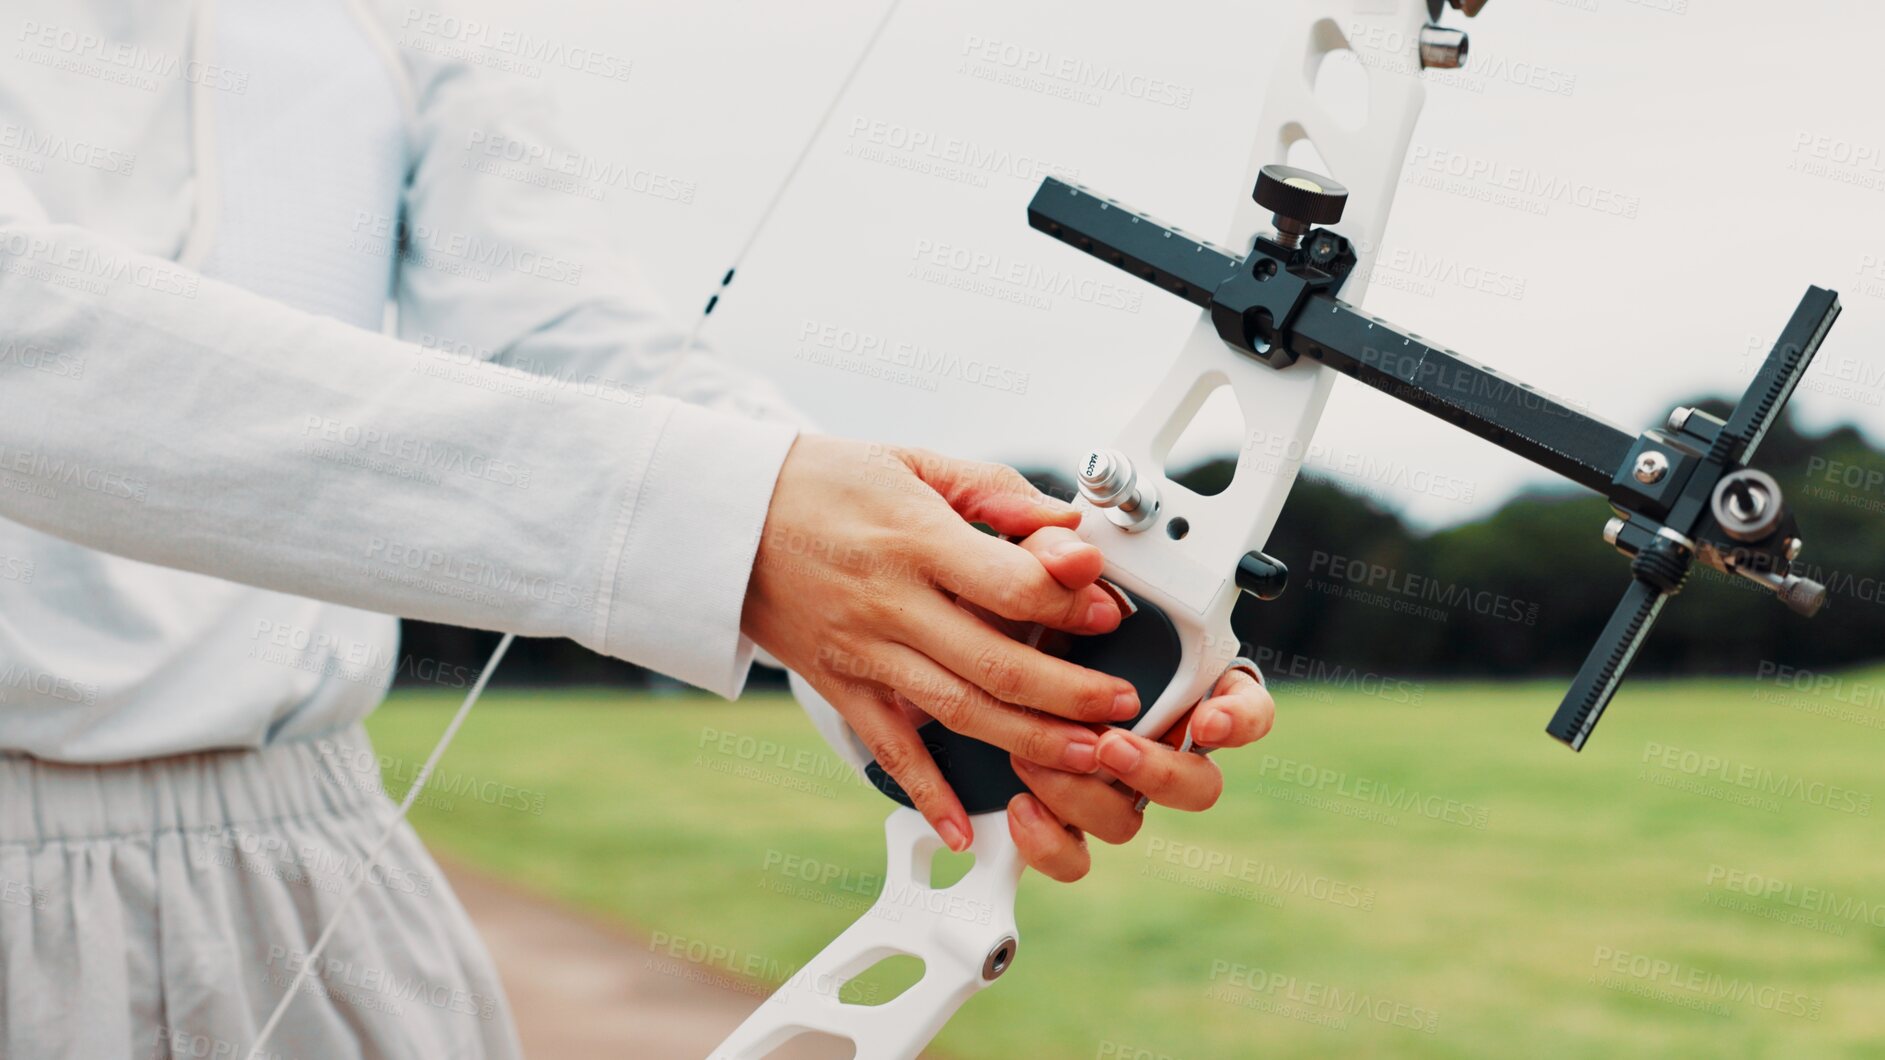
662,0,907,379
248,633,513,1059
246,3,903,1054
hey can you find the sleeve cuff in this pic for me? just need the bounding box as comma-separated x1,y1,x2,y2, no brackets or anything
600,400,798,697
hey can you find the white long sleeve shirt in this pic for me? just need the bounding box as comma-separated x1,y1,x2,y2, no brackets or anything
0,0,804,761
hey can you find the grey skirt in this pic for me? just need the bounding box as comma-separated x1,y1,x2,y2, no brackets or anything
0,725,523,1059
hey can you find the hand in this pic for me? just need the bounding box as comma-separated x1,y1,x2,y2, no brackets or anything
742,435,1141,853
1007,663,1275,882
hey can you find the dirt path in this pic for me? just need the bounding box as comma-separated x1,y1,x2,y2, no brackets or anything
442,858,848,1059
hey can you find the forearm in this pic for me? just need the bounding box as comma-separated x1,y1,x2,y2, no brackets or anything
0,218,794,695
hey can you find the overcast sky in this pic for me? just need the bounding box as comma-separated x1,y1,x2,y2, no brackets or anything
440,0,1885,528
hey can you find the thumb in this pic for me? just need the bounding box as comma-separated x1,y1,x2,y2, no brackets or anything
903,449,1081,537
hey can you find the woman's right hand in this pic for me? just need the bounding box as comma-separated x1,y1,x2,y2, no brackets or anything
741,435,1140,853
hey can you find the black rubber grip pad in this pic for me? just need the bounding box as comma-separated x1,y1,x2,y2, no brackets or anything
864,591,1183,815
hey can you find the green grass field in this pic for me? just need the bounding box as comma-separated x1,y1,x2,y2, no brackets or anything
367,670,1885,1058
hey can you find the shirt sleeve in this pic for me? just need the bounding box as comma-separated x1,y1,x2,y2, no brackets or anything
0,164,793,699
374,9,821,688
381,9,813,430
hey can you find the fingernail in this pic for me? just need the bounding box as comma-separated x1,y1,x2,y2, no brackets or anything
1011,793,1043,823
1063,738,1099,772
1049,539,1088,559
1112,691,1141,721
937,818,970,853
1197,710,1232,746
1098,734,1141,774
1095,578,1137,618
1085,600,1117,629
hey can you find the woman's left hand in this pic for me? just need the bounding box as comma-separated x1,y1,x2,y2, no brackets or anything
1007,663,1273,881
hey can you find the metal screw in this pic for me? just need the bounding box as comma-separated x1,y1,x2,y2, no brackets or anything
1603,516,1625,547
1633,451,1669,485
1667,406,1693,433
1711,468,1784,542
1779,576,1828,617
1418,24,1469,69
1787,537,1804,562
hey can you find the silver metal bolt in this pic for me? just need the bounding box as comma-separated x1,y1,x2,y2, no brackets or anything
1603,516,1625,548
1633,451,1669,485
1078,448,1159,532
1787,537,1804,562
1419,24,1469,70
1779,576,1828,617
1667,406,1693,433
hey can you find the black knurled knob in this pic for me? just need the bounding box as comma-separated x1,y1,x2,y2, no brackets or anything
1253,164,1348,226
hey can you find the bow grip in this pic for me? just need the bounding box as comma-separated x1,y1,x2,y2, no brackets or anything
864,587,1188,814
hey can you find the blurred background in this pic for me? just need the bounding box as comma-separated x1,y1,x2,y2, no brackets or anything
366,0,1885,1056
